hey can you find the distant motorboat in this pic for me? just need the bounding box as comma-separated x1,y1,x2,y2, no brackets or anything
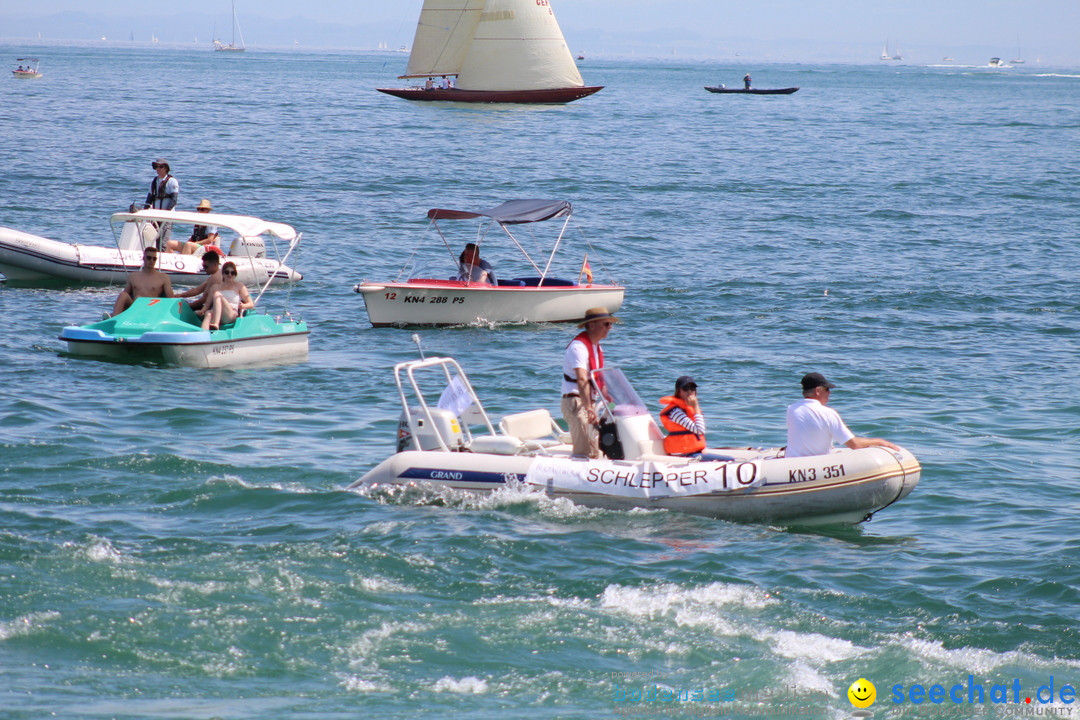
12,57,43,79
705,86,798,95
988,57,1007,68
377,0,602,104
213,0,246,52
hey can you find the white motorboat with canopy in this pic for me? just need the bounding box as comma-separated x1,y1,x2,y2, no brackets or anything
12,58,43,79
0,209,303,286
377,0,602,104
351,354,921,525
353,199,624,326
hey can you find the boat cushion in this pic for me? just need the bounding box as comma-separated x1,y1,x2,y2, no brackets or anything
468,435,524,455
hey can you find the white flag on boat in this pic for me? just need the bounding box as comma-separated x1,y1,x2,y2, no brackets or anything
437,375,473,417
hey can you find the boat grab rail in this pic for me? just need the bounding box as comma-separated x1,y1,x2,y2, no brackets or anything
394,356,497,452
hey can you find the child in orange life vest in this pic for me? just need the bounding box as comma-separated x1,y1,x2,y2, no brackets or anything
659,376,707,455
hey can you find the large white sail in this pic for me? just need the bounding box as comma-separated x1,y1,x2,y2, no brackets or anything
403,0,485,78
455,0,584,91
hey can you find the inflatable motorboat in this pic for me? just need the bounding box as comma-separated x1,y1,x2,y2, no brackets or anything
0,209,303,286
350,356,921,525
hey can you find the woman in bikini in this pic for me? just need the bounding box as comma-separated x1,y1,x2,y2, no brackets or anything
201,261,254,330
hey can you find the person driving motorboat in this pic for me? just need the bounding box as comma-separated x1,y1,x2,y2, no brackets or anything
456,243,496,284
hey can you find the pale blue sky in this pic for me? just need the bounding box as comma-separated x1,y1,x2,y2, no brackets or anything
2,1,1077,65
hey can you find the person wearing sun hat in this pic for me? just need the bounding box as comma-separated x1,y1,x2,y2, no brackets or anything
561,307,619,458
144,158,179,211
167,198,220,254
785,372,900,458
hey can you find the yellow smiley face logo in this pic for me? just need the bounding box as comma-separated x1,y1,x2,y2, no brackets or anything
848,678,876,708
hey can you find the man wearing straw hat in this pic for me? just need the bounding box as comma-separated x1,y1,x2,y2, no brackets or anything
166,198,220,254
561,307,619,458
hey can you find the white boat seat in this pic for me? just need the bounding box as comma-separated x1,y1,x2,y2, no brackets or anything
499,409,568,449
468,435,524,456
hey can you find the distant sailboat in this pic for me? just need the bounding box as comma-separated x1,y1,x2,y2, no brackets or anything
1011,35,1025,64
879,40,901,61
377,0,602,104
213,0,246,52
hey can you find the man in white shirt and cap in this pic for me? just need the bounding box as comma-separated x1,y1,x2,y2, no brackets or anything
785,372,899,458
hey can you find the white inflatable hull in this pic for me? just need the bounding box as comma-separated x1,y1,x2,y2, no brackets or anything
355,281,625,326
352,445,921,525
0,226,301,286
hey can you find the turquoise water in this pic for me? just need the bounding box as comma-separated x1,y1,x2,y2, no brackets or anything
2,45,1079,719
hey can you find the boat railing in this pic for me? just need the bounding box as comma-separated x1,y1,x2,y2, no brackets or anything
395,356,497,452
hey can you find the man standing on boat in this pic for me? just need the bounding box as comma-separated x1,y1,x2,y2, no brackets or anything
561,307,618,458
144,158,179,251
743,73,752,90
785,373,899,458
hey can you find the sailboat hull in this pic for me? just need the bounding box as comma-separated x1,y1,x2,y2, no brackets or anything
377,86,603,104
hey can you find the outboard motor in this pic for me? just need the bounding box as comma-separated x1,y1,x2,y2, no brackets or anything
396,407,464,452
228,235,266,259
598,420,624,460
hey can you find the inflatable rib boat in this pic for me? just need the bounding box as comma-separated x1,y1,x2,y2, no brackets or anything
351,356,920,525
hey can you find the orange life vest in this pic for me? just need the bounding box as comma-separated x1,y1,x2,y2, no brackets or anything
659,395,706,455
564,331,604,395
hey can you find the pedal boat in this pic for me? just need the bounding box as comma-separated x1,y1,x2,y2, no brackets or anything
353,200,624,327
59,297,309,368
0,209,302,286
350,356,921,526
